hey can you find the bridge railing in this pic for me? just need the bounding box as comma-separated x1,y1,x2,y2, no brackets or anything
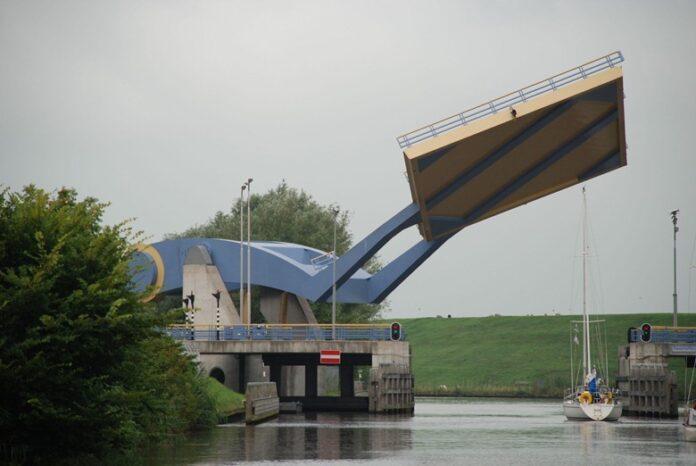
165,323,406,342
628,326,696,343
396,51,624,149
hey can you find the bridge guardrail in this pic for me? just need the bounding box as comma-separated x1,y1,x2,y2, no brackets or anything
396,51,624,149
629,327,696,343
165,323,406,342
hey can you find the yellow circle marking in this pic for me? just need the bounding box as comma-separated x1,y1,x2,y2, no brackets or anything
135,243,165,302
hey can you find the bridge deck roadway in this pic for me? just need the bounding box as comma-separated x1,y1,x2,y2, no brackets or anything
186,340,410,367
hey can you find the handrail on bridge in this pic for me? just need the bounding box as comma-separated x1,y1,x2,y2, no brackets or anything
629,326,696,343
166,323,405,342
396,51,624,149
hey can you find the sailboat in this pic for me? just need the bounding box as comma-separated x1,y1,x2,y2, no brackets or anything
562,187,622,421
684,403,696,441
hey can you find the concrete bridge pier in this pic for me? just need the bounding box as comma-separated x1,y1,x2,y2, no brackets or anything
617,342,679,417
191,340,413,413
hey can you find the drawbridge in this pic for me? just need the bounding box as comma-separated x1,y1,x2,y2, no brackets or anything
132,52,627,310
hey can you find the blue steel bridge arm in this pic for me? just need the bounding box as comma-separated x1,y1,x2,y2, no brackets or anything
366,233,452,303
303,203,422,302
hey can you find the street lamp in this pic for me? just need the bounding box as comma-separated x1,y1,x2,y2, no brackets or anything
186,291,195,340
671,209,679,327
212,290,221,340
240,184,246,323
247,178,253,327
332,207,339,340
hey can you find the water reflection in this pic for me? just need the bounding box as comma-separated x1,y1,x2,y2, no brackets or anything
143,399,696,465
144,412,413,464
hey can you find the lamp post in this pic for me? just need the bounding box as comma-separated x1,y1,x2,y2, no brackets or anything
671,209,679,327
240,184,246,323
332,207,339,340
183,297,190,337
186,291,195,340
246,178,253,327
212,290,221,340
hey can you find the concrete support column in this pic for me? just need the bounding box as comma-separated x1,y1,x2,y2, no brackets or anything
340,364,354,398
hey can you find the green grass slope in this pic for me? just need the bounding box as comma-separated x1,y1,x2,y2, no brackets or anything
204,378,245,419
402,313,696,397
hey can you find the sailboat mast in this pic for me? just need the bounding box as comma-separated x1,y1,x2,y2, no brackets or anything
582,187,591,379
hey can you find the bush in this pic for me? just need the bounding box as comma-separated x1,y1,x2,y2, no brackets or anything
0,186,216,463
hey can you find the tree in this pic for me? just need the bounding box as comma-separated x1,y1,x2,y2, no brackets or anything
0,186,215,463
168,182,386,322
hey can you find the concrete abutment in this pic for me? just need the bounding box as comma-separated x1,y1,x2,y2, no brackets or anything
190,340,413,413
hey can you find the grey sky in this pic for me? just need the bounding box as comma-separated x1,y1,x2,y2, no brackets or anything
2,1,695,318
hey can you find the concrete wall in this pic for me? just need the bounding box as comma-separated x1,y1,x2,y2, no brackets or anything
617,342,678,417
183,263,242,326
191,340,411,412
245,382,279,424
259,288,318,324
369,364,414,413
189,340,410,360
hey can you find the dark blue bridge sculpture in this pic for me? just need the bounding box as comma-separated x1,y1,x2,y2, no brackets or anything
132,52,627,305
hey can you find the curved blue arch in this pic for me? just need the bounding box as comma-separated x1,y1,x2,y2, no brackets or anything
130,203,447,304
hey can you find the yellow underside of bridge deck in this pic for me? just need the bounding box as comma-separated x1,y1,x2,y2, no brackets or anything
403,66,626,241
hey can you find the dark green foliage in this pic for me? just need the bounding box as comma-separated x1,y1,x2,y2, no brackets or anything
167,181,385,322
0,186,216,463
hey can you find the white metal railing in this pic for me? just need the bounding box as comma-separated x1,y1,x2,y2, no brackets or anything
310,251,335,270
396,51,624,149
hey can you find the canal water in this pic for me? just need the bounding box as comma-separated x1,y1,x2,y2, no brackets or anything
143,397,696,465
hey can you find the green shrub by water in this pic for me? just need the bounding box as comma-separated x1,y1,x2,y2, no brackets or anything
403,313,696,397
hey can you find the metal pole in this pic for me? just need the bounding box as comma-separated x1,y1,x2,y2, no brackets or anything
247,178,253,327
672,209,679,327
240,184,246,323
582,187,589,378
332,208,338,340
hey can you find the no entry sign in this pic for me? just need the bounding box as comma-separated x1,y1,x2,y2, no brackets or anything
320,349,341,365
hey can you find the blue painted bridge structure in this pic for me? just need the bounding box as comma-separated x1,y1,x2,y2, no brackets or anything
131,52,627,306
132,203,442,304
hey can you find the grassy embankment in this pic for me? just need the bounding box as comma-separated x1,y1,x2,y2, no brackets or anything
402,313,696,398
204,378,245,420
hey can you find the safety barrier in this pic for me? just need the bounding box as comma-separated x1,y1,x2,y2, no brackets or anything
397,51,624,149
165,323,406,342
628,326,696,343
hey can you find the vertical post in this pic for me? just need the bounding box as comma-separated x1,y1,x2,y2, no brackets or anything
240,184,246,324
581,188,589,378
332,207,339,341
213,290,221,340
671,209,679,327
187,291,195,340
247,178,253,327
183,297,190,337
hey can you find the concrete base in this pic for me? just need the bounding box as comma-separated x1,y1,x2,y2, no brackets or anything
245,382,279,424
617,343,678,417
369,364,415,413
189,340,412,413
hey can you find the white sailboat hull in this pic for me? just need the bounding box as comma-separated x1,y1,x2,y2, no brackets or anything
684,426,696,442
563,400,622,421
684,408,696,442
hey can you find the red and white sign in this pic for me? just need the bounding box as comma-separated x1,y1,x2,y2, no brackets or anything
320,349,341,365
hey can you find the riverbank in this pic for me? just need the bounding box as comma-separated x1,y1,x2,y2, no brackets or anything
401,313,696,397
205,378,245,420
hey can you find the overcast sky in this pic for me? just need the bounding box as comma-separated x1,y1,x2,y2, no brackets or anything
2,0,695,318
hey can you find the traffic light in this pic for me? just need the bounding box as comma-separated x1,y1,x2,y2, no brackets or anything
390,322,401,341
640,323,651,342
